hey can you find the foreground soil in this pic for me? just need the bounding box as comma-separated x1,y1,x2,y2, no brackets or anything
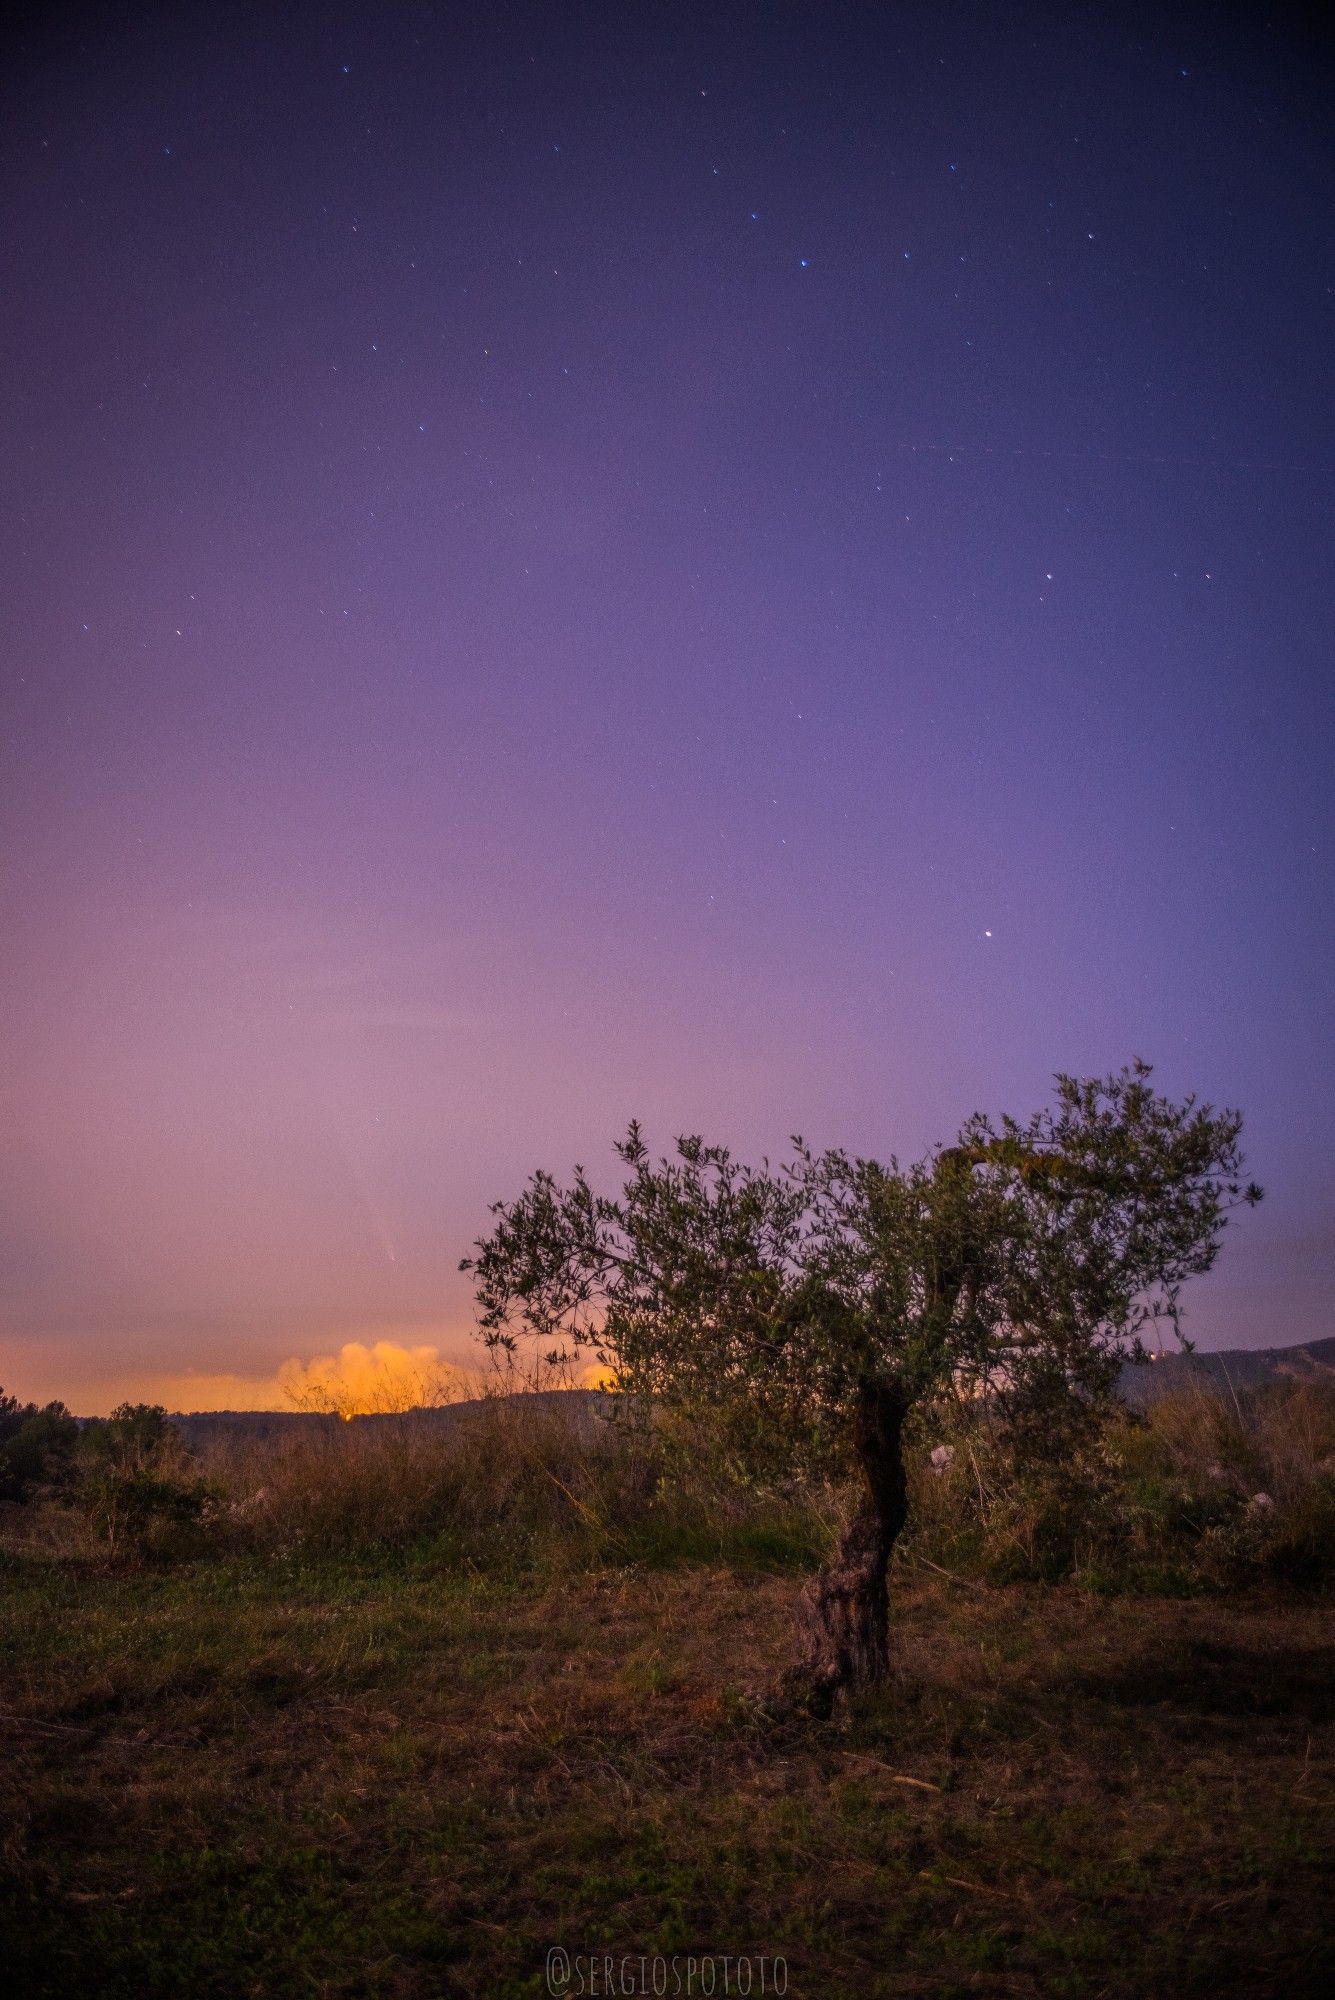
1,1552,1331,1997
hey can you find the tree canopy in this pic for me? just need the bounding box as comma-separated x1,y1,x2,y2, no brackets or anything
465,1062,1259,1461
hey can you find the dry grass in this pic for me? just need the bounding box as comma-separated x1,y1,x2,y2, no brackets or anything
1134,1377,1335,1501
178,1394,831,1580
198,1395,648,1557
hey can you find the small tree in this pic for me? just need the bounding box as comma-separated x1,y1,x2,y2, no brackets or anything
463,1064,1260,1711
0,1391,78,1504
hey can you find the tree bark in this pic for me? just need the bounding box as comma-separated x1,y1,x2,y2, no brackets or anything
788,1377,909,1716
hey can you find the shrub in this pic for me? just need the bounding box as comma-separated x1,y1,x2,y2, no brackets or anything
77,1403,217,1556
82,1464,212,1552
902,1378,1335,1591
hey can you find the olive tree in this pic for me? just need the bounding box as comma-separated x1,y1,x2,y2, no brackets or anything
463,1064,1259,1710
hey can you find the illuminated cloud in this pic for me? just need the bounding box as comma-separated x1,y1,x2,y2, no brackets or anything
158,1339,606,1415
130,1338,471,1418
277,1339,461,1416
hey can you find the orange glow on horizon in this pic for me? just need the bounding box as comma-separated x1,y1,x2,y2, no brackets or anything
7,1332,621,1419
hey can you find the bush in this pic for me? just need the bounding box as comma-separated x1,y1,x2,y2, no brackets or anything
1115,1379,1335,1588
76,1403,217,1556
82,1465,212,1552
903,1378,1335,1591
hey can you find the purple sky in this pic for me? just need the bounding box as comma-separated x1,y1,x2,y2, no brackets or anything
2,5,1331,1412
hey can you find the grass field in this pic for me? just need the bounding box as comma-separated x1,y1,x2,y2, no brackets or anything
2,1536,1331,1998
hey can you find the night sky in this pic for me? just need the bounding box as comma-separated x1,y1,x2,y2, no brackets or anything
2,5,1331,1413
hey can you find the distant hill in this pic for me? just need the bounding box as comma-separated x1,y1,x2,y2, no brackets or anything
170,1387,609,1452
1118,1336,1335,1408
165,1348,1334,1445
169,1408,343,1449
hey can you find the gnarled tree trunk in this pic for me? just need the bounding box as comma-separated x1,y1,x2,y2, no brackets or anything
788,1377,909,1716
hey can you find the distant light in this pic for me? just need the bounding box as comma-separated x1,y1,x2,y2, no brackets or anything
799,257,809,268
984,930,992,938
